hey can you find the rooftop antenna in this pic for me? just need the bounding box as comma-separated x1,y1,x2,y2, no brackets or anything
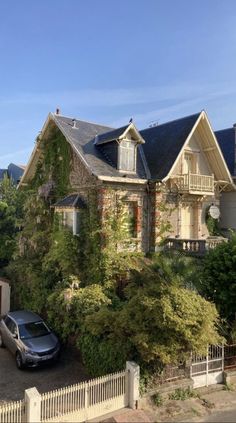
149,120,159,128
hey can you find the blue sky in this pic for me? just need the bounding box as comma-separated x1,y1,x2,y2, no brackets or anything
0,0,236,168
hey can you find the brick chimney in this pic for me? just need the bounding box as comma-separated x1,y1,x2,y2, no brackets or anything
234,123,236,176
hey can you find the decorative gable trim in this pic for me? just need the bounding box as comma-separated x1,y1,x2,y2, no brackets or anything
163,111,234,187
121,123,145,144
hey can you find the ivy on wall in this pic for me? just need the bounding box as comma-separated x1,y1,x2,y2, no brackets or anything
7,127,75,314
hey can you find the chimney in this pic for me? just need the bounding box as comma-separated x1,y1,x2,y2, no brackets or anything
55,108,60,115
233,123,236,176
72,119,77,129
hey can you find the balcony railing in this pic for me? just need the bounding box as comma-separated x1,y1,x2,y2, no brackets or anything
165,236,227,255
174,173,214,194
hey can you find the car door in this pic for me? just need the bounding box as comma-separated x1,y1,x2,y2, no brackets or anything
1,316,12,348
2,316,18,353
7,319,18,354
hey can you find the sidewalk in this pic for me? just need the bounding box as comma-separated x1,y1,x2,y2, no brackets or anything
91,384,236,422
140,384,236,422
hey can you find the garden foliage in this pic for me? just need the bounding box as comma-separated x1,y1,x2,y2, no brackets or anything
199,234,236,322
3,129,223,377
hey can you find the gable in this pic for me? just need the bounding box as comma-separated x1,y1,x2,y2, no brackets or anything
20,114,148,187
167,113,233,184
94,123,145,146
171,131,211,176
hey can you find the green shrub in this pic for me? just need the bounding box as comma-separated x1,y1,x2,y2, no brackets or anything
169,387,197,401
78,333,131,376
152,392,164,407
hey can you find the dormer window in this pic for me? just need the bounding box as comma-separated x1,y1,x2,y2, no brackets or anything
119,140,136,172
94,121,145,173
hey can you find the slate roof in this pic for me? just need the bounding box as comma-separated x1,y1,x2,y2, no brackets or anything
140,113,201,180
54,194,86,208
53,115,147,180
0,163,25,184
8,163,25,184
94,125,130,145
215,128,235,176
0,169,7,179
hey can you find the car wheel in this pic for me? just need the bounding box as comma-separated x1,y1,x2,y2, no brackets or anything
0,333,5,348
16,351,24,370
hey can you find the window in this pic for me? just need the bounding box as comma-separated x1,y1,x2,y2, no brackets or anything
119,140,136,172
183,152,197,174
75,211,80,235
5,317,17,336
19,321,50,340
63,211,73,230
57,210,80,235
122,202,137,238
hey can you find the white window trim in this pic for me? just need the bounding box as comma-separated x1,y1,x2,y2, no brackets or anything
56,208,80,236
118,139,137,173
73,209,79,236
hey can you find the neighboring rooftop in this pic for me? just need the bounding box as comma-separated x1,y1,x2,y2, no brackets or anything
0,163,25,184
215,127,235,176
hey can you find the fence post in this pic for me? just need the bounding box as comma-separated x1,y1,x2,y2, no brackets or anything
24,387,41,423
222,344,224,372
206,345,209,387
126,361,140,409
189,352,192,380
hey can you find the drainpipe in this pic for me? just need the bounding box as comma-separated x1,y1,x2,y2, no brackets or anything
233,123,236,177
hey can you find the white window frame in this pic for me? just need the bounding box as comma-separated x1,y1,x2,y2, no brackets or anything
56,209,80,235
118,139,137,173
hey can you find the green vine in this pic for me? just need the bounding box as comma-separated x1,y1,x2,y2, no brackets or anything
30,129,72,199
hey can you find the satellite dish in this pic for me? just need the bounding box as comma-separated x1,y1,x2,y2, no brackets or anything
209,205,220,219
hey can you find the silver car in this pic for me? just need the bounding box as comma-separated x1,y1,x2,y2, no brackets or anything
0,310,60,369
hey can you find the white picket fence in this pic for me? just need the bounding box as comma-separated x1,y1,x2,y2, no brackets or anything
0,361,139,423
41,370,128,422
0,400,25,423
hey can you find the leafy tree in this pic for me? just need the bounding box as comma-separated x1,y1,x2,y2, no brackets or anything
47,277,111,340
199,235,236,322
80,262,222,375
0,176,24,267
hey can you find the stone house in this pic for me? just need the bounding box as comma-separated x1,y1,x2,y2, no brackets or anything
19,110,234,254
215,125,236,232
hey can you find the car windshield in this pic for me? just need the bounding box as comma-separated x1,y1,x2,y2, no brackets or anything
18,321,50,340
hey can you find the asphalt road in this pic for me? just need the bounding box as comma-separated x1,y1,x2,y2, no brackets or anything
0,344,89,404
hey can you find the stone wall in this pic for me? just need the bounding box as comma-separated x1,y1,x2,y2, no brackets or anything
69,150,98,189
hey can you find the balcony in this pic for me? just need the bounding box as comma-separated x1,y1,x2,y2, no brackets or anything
172,173,214,194
165,236,227,255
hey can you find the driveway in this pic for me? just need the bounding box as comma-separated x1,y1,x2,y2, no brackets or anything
0,345,89,404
